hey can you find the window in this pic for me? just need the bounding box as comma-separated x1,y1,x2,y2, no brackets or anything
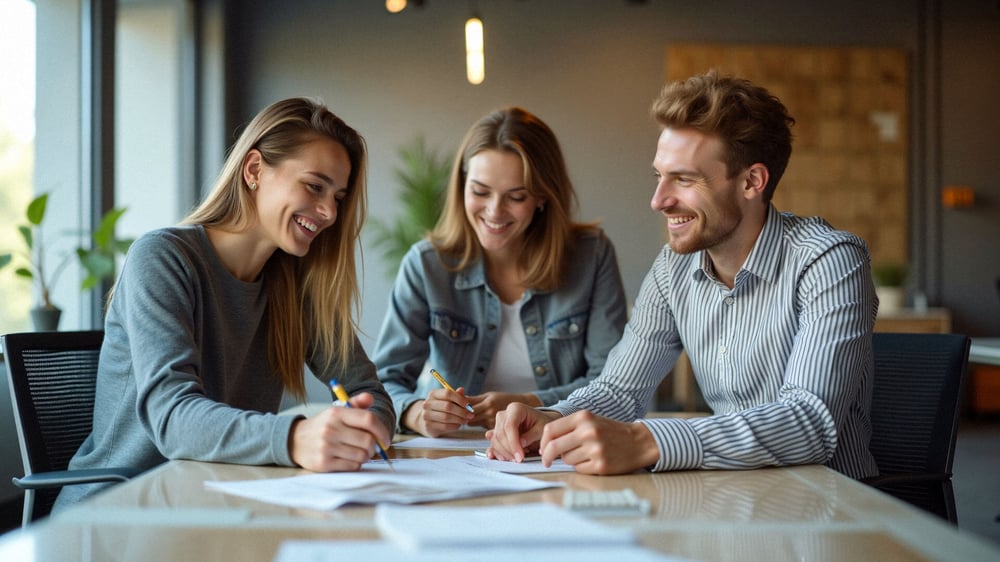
0,0,36,335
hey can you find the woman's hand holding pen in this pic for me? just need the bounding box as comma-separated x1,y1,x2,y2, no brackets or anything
289,392,392,472
402,387,475,437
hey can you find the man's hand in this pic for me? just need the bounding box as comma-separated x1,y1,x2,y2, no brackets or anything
289,392,392,472
538,410,660,475
485,402,560,462
401,387,475,437
466,392,542,428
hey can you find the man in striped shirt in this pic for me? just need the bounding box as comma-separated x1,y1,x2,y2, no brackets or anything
487,70,879,480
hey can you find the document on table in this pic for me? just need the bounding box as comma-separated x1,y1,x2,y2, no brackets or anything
463,452,576,473
205,456,561,511
274,504,682,562
273,540,683,562
375,503,634,549
392,436,490,450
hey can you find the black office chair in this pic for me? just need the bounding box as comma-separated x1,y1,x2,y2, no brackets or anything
3,330,139,526
865,332,970,524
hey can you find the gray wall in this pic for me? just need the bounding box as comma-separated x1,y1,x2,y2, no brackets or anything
223,0,997,399
939,2,1000,335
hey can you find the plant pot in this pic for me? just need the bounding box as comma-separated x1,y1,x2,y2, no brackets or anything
876,287,904,316
30,307,62,331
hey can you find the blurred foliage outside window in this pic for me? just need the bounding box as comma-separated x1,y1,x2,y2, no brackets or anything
1,0,35,337
0,127,33,336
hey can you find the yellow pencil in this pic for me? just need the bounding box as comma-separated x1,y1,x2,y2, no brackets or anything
430,368,475,413
329,379,394,470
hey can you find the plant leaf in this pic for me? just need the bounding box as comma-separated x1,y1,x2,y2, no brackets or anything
26,193,48,226
17,225,33,250
93,207,128,248
369,136,451,278
0,254,10,269
113,238,134,254
77,248,115,290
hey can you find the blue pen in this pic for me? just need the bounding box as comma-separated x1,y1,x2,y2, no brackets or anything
330,379,394,470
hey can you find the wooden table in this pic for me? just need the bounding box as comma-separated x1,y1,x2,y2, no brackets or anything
1,431,998,562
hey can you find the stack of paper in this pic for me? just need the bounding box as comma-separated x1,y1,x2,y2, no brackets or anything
374,503,634,550
205,456,562,510
273,540,683,562
272,504,681,561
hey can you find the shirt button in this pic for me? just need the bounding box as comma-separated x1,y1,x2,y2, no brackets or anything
525,325,538,336
725,296,735,305
450,329,459,339
719,344,728,354
569,323,580,334
534,365,547,376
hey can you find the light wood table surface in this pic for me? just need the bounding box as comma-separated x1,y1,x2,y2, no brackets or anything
1,426,998,561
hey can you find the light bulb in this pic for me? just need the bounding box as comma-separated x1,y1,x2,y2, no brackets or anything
465,17,484,85
386,0,406,14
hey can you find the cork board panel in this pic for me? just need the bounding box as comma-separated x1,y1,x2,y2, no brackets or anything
665,44,909,269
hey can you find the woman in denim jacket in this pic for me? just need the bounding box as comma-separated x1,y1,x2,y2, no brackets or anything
374,107,627,436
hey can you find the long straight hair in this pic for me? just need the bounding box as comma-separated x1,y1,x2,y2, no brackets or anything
430,107,593,291
183,97,368,398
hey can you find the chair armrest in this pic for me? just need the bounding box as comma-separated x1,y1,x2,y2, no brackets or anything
12,467,142,490
863,472,951,487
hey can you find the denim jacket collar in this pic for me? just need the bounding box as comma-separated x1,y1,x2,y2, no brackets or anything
454,257,546,298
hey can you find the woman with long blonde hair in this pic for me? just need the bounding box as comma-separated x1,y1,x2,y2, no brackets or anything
374,107,626,437
55,98,394,509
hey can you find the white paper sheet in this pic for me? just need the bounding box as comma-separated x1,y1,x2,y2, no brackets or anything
205,456,561,511
392,437,490,450
273,540,683,562
462,452,576,473
375,503,634,550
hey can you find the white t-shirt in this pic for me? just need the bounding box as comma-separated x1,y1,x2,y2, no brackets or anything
481,298,536,393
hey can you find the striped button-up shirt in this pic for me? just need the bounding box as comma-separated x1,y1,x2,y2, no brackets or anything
550,206,879,479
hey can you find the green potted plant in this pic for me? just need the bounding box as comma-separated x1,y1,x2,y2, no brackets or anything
368,136,452,278
0,193,133,331
873,262,907,315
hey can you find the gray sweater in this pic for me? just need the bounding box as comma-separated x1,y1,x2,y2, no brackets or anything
55,225,394,508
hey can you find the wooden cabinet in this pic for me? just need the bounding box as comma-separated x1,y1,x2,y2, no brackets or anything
874,307,952,334
969,339,1000,416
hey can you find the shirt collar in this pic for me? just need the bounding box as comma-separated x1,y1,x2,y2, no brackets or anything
692,204,783,286
455,258,488,290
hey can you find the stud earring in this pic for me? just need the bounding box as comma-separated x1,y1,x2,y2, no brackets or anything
250,182,258,191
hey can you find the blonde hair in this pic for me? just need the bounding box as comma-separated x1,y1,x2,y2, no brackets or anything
183,97,368,398
430,107,593,291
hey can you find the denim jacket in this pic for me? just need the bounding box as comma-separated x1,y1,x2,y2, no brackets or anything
373,228,627,430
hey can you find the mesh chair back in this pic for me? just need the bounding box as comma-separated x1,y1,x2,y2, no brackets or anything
868,332,969,523
3,330,104,522
869,332,969,477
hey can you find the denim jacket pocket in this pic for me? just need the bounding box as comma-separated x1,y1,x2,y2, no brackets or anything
545,311,589,340
430,311,477,343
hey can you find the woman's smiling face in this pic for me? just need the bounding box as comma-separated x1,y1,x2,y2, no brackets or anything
253,134,351,258
464,149,541,260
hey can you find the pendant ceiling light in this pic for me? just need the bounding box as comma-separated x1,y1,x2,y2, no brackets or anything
465,16,485,85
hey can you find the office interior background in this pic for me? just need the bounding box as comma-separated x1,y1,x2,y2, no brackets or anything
1,0,998,540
